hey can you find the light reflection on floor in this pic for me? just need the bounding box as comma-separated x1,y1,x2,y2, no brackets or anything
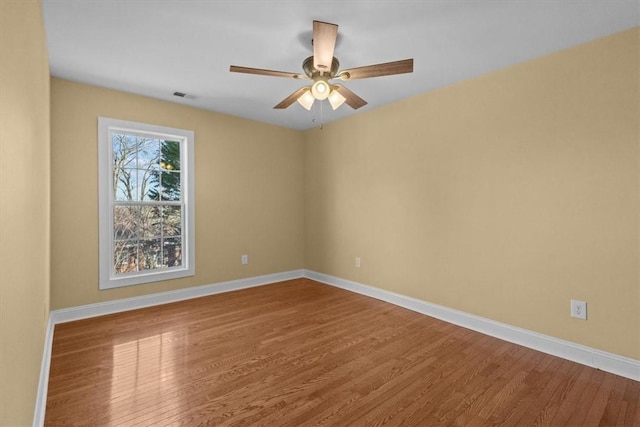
109,330,187,422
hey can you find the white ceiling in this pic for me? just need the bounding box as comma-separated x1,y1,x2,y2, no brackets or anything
41,1,639,131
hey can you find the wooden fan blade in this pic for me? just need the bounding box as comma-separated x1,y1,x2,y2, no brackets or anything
230,65,303,79
339,58,413,80
313,20,338,72
274,87,309,109
333,84,367,110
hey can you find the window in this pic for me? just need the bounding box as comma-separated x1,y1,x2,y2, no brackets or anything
98,117,195,289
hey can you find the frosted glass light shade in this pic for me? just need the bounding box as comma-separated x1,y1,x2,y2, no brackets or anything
297,89,315,110
311,80,330,100
328,89,346,110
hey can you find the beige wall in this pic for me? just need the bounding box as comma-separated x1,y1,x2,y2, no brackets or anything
305,28,640,359
50,79,305,308
0,1,51,425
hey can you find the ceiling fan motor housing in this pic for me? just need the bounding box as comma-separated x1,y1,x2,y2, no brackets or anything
303,55,340,79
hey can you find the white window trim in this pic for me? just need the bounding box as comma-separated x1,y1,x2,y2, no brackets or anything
98,117,195,289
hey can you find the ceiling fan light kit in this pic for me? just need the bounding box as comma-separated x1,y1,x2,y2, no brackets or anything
230,20,413,113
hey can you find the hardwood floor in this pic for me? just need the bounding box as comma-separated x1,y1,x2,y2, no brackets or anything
45,278,639,426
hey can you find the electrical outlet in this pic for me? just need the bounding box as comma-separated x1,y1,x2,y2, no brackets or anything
241,254,248,265
570,300,587,320
355,257,361,268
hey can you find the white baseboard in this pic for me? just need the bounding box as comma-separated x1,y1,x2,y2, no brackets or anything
33,269,304,426
50,269,305,325
304,270,640,382
33,315,54,427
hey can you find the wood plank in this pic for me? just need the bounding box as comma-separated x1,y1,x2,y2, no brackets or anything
44,278,640,426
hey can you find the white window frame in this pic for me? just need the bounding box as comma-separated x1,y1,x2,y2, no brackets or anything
98,117,195,289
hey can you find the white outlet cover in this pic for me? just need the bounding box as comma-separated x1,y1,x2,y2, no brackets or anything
570,299,587,320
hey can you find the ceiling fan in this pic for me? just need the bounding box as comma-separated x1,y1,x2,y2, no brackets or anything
230,20,414,111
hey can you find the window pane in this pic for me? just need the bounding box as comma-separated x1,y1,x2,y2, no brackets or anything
137,138,160,170
138,239,162,271
161,171,181,201
140,206,162,238
160,140,180,171
112,134,137,169
163,237,182,268
163,205,182,236
115,168,138,201
157,140,181,201
139,168,159,201
138,138,161,201
140,170,160,201
114,206,138,240
114,240,138,274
